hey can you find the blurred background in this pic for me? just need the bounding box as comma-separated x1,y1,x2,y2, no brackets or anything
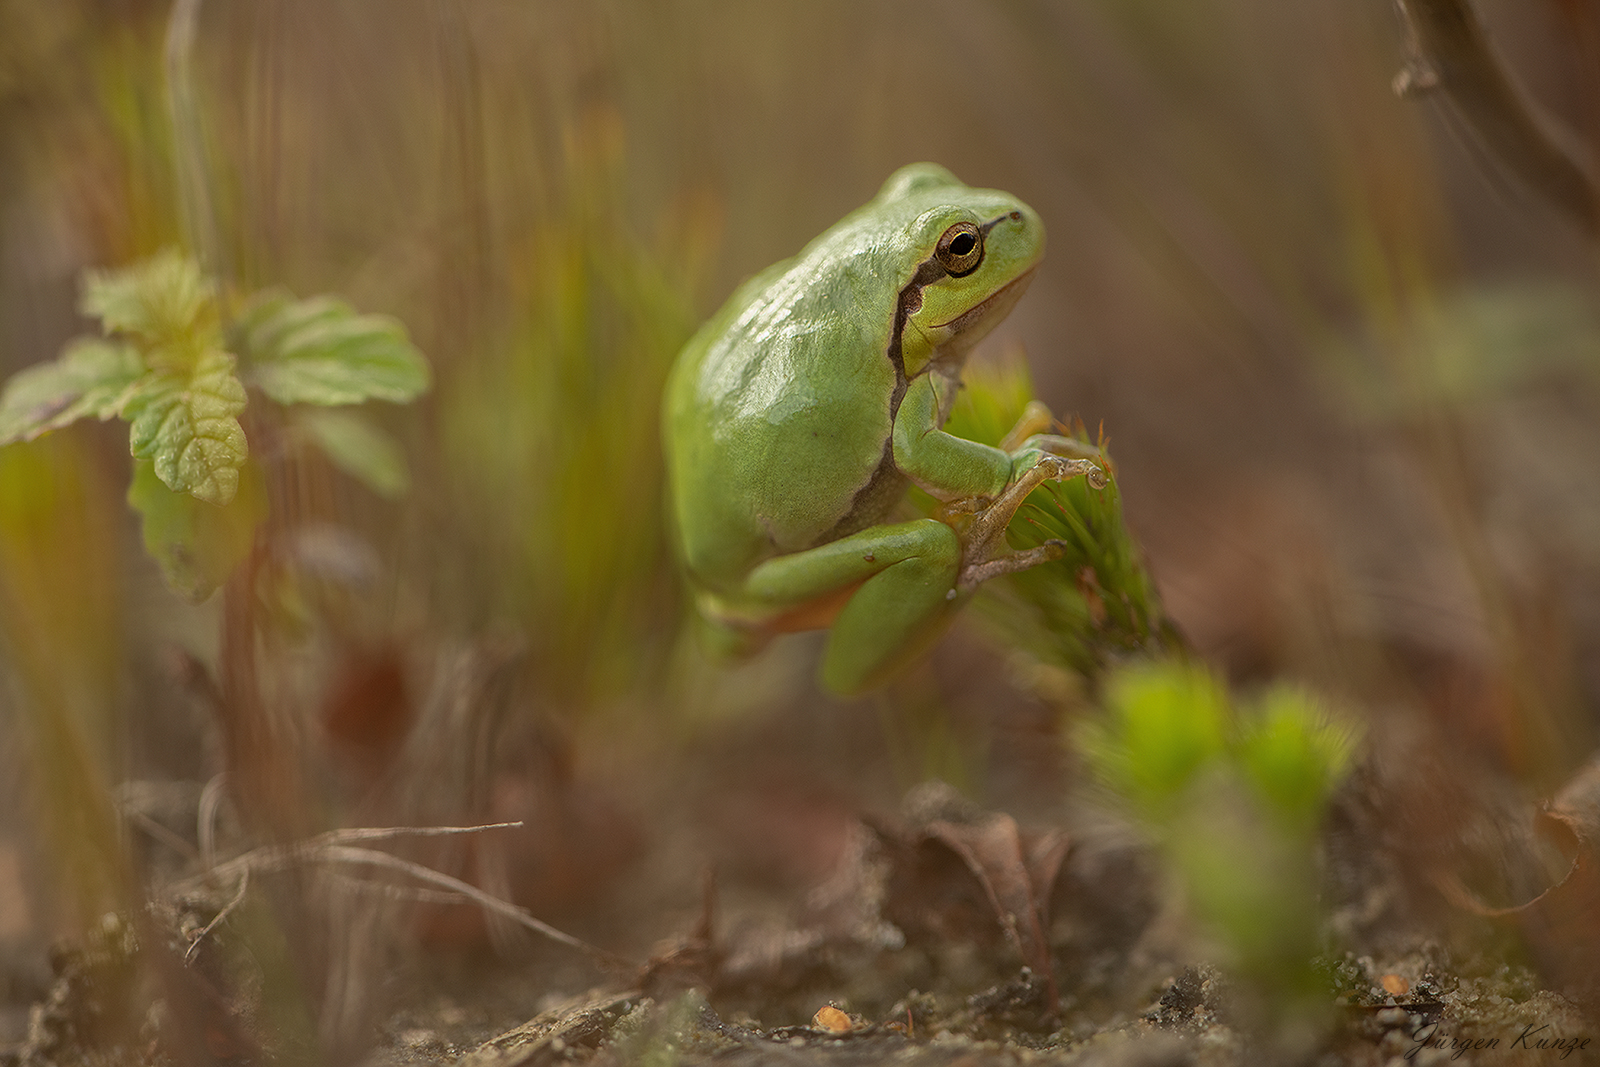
2,0,1599,1054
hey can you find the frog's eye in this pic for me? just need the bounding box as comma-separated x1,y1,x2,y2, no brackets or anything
935,222,984,276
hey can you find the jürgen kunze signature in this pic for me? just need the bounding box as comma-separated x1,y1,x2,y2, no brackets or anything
1406,1021,1591,1060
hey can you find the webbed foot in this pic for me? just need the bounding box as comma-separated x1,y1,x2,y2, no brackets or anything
956,455,1103,592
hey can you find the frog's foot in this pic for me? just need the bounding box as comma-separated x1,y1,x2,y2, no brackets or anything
1029,433,1106,464
692,606,774,660
999,400,1058,451
1000,401,1106,466
961,538,1069,587
956,455,1103,592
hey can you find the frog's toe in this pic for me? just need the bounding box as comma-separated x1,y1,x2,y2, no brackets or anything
958,540,1068,591
1027,433,1106,464
1039,455,1105,488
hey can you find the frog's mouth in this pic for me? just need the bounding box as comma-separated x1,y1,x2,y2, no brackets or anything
931,266,1038,336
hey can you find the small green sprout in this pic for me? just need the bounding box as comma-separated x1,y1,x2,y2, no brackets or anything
1234,684,1358,832
1076,659,1360,1010
1079,663,1357,829
1076,660,1229,821
0,250,430,599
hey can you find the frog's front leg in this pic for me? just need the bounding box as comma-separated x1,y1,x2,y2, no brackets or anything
745,519,963,695
894,375,1105,589
958,454,1104,591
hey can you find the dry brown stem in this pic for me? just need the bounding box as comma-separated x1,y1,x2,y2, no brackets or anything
171,821,631,970
1394,0,1600,234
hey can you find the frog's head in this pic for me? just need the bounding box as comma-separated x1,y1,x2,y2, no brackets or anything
876,163,1046,376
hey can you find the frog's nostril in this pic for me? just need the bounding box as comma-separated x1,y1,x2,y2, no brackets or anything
1009,211,1022,221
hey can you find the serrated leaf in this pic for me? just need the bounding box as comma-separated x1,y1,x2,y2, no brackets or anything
128,458,266,602
227,288,293,351
80,249,218,358
296,407,410,498
237,293,430,406
0,339,143,445
124,349,248,505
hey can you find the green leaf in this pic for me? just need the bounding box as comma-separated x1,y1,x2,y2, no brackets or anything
297,407,410,499
235,291,431,406
123,349,248,505
128,458,266,602
80,249,217,359
0,338,143,445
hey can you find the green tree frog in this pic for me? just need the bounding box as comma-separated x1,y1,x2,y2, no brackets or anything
664,163,1104,694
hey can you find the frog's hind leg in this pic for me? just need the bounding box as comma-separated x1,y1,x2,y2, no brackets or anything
691,603,774,660
821,520,963,695
745,518,963,695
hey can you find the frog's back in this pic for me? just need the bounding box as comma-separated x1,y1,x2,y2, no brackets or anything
665,245,901,592
665,163,1034,594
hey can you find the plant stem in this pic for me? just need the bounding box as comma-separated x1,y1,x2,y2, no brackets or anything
165,0,223,273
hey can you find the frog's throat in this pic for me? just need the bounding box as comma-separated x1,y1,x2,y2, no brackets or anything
929,266,1037,334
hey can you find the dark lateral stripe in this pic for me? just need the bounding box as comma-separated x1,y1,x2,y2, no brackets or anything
819,256,945,544
886,212,1015,404
981,211,1020,236
820,212,1017,544
887,256,949,400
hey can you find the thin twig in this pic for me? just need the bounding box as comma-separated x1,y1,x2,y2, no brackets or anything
184,821,526,888
315,845,630,969
170,821,628,969
185,867,248,962
197,773,227,870
125,809,203,865
298,822,524,844
323,872,468,906
1392,0,1600,234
